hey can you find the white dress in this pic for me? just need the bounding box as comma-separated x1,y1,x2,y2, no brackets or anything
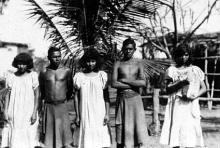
1,71,40,148
160,65,205,147
73,71,111,148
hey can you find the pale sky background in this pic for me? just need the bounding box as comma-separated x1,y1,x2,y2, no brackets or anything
1,0,220,57
0,0,50,57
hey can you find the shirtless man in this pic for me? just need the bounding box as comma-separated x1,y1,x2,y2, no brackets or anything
112,38,148,148
39,47,73,148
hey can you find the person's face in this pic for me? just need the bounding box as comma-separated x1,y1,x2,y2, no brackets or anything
86,59,97,71
17,63,28,73
122,43,135,59
48,51,61,66
181,52,189,65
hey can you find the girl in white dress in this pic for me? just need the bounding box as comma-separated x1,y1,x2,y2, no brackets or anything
73,49,111,148
160,44,207,148
1,53,40,148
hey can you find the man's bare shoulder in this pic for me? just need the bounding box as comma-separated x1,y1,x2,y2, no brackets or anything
120,58,142,65
132,58,142,64
60,66,71,72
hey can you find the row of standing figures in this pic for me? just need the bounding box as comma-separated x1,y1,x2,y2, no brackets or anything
0,38,207,148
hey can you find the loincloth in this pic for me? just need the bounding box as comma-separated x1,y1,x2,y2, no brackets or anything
40,100,72,147
115,90,148,147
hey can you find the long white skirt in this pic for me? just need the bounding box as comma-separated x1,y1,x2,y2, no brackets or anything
160,97,204,147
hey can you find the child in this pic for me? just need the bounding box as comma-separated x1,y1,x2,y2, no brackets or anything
73,48,111,148
1,53,40,148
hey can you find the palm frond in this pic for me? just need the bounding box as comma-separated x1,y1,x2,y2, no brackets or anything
25,0,169,73
25,0,72,51
143,58,173,78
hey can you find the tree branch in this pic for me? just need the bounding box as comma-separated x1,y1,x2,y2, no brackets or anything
183,0,219,43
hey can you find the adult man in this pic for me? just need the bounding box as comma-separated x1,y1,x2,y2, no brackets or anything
39,47,73,148
112,38,148,148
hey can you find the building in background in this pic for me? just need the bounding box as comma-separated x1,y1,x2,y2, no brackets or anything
0,40,33,77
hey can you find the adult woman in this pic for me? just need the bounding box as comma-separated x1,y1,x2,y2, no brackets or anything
1,53,40,148
73,49,111,148
160,44,207,148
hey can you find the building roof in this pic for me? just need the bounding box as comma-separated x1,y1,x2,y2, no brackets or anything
0,40,28,48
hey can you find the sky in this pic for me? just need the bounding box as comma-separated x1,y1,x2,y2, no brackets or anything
1,0,220,57
154,0,220,34
0,0,50,57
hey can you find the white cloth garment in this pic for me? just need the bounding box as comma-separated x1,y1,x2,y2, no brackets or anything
160,65,205,147
73,71,111,148
1,71,40,148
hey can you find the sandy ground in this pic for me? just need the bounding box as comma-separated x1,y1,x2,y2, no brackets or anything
0,100,219,148
69,99,220,148
106,107,220,148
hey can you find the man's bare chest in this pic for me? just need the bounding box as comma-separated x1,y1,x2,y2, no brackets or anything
118,63,139,76
44,70,67,82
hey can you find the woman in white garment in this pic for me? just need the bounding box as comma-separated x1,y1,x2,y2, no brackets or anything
73,48,111,148
1,53,40,148
160,44,207,148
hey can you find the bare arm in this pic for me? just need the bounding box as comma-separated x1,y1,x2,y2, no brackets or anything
111,61,131,89
38,72,45,117
74,90,80,126
39,72,45,101
166,79,189,94
119,62,146,87
33,87,40,114
103,87,110,125
66,69,73,100
189,80,206,100
30,86,39,125
197,80,207,97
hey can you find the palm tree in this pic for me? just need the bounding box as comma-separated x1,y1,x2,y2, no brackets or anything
25,0,162,53
25,0,172,75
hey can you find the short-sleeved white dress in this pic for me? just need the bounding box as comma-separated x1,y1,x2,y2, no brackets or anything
160,65,205,147
1,71,40,148
73,71,111,148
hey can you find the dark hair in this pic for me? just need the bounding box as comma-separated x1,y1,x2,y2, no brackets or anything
79,48,102,72
12,52,33,71
173,44,192,67
122,38,136,50
48,46,60,56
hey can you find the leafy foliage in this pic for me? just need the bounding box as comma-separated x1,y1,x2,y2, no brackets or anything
25,0,162,50
25,0,174,77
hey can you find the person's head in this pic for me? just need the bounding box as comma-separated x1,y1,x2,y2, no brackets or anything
47,46,61,67
80,48,101,72
122,38,136,60
173,44,192,67
12,52,33,74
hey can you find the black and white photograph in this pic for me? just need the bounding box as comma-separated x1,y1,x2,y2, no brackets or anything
0,0,220,148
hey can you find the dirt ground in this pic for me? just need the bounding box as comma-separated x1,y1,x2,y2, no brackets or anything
107,105,220,148
0,100,219,148
69,99,220,148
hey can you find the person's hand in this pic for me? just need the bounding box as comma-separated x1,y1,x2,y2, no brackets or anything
75,116,80,127
103,114,110,126
30,113,37,125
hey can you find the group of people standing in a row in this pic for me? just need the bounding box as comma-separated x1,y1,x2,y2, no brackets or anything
1,38,206,148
